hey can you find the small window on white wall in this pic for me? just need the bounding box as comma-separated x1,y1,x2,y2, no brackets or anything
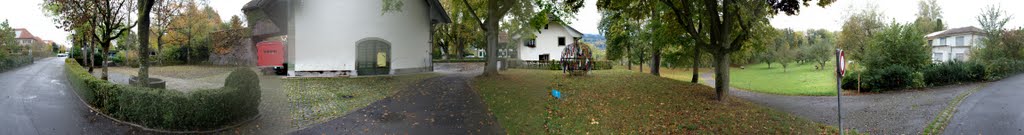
956,36,964,46
940,38,947,45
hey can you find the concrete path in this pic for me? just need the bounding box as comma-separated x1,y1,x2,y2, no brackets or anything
697,71,980,134
292,63,504,135
0,57,141,134
945,74,1024,134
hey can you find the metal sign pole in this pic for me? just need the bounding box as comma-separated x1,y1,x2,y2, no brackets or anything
836,49,843,135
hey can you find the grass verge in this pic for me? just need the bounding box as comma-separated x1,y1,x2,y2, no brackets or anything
285,74,439,127
729,62,837,96
922,83,987,135
473,69,840,134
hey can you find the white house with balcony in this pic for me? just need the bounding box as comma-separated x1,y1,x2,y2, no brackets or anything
925,26,983,63
517,19,583,61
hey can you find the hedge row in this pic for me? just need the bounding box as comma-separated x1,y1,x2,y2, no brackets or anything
65,59,260,131
0,56,31,72
508,60,614,70
843,60,1024,92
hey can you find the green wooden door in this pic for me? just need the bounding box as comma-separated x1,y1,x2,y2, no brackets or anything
357,40,390,76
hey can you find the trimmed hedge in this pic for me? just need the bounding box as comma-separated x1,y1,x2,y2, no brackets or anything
508,60,613,70
842,65,923,92
65,59,260,131
921,61,986,86
0,56,31,72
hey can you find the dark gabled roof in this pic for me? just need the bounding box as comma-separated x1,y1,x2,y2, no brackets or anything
926,26,983,39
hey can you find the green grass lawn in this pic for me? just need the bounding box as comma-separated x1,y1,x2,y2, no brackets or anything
473,69,838,134
729,62,838,96
284,74,439,127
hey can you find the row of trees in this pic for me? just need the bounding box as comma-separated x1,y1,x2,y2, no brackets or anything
596,0,832,100
44,0,242,85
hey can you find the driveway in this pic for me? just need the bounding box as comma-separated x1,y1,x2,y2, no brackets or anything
0,57,140,134
292,63,504,134
945,74,1024,134
698,72,981,134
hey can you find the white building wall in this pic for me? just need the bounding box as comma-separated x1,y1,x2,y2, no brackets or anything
293,0,431,72
518,23,578,61
930,33,982,62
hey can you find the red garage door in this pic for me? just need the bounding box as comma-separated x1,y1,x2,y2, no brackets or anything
256,41,285,67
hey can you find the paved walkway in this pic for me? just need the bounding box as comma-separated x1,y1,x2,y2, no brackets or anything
697,71,980,134
0,57,140,134
292,63,504,135
945,74,1024,134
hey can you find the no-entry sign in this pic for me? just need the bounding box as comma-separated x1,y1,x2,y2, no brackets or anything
837,49,845,77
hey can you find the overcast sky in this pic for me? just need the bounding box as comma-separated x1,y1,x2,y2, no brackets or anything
5,0,1024,46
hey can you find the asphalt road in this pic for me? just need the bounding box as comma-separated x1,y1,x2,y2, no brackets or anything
0,57,142,134
945,74,1024,134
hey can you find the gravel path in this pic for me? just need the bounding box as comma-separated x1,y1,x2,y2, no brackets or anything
698,72,981,134
292,63,503,134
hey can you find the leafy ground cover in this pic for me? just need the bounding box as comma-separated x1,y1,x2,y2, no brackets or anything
108,65,238,79
729,62,838,96
284,74,439,127
472,69,841,134
617,65,709,82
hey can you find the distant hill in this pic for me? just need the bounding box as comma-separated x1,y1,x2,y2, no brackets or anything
582,34,606,50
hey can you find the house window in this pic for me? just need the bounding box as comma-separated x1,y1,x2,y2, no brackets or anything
539,54,550,61
955,53,965,61
558,37,566,46
939,38,947,45
933,53,943,60
928,40,933,46
524,39,536,47
956,36,964,46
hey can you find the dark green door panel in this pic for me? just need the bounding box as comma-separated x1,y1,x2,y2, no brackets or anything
357,40,390,76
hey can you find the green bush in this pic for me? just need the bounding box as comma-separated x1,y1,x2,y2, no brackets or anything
854,65,922,92
65,59,260,130
984,59,1024,80
922,61,986,86
0,55,31,72
592,61,614,70
111,51,126,65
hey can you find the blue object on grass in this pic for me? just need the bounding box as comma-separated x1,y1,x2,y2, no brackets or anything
551,89,562,99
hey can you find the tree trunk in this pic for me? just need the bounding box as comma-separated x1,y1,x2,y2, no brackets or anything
639,51,644,73
137,0,154,85
713,52,731,101
626,46,631,70
86,43,94,73
101,42,110,80
651,48,661,76
691,46,700,83
482,13,500,76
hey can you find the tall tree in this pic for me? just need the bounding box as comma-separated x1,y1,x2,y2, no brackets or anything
837,5,884,62
454,0,584,76
44,0,139,80
0,20,16,56
973,4,1014,63
601,0,833,100
913,0,944,33
152,0,187,56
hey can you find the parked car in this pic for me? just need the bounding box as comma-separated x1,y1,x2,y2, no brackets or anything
57,53,68,57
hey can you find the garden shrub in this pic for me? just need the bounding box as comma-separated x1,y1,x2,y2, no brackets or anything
922,61,986,86
855,65,921,92
592,61,614,70
0,55,31,72
984,58,1024,80
64,59,260,130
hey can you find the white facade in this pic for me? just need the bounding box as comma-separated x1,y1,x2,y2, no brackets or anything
517,22,583,61
926,27,984,63
289,0,447,75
